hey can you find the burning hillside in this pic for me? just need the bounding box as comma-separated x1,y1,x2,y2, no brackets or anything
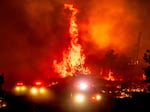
0,0,150,87
52,3,144,81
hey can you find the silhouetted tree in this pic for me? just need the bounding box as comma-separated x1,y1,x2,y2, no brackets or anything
0,72,4,96
0,73,4,84
142,49,150,82
143,50,150,64
102,49,118,69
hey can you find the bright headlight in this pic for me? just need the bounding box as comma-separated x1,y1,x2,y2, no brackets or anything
15,86,20,91
31,87,38,94
21,86,26,91
96,95,102,101
74,94,85,103
91,94,102,102
15,86,26,92
39,88,45,93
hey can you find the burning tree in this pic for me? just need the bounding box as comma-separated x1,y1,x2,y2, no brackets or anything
142,49,150,81
53,4,90,77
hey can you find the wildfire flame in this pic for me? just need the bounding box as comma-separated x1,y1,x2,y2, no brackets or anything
53,4,90,77
104,69,115,81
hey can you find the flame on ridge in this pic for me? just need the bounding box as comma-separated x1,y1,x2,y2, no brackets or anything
53,4,90,77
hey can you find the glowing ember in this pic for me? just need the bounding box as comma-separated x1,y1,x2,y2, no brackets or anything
104,69,115,81
142,73,146,80
53,4,90,77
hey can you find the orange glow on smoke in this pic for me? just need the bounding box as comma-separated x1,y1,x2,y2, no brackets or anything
53,4,90,77
80,0,138,52
90,23,110,48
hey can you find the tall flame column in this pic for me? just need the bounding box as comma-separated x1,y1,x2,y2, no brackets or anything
53,4,90,77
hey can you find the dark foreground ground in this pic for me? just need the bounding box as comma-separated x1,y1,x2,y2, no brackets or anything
0,91,150,112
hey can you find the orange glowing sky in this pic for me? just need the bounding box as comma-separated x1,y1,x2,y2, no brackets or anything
79,0,144,54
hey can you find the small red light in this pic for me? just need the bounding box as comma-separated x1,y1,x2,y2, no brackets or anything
16,82,23,86
92,96,96,100
35,81,42,86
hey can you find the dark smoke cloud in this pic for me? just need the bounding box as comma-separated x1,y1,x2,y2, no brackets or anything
0,0,150,87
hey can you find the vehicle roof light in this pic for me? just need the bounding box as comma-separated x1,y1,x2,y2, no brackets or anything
77,82,88,90
35,81,42,86
16,82,24,86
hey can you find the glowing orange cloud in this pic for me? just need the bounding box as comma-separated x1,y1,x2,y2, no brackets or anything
80,0,139,53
